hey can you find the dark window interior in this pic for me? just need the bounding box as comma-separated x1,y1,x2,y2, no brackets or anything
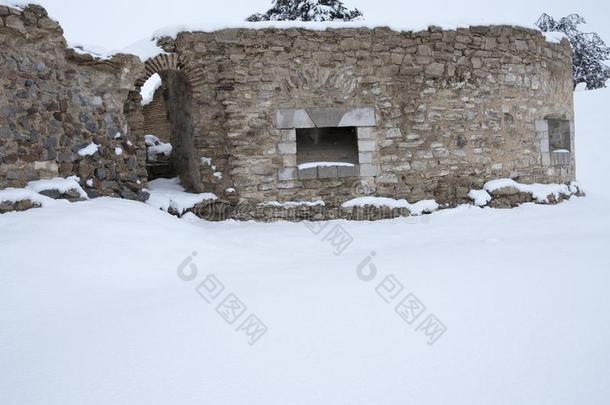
548,119,571,152
296,127,359,165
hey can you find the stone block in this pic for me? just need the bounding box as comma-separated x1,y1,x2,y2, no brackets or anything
281,129,296,141
318,166,338,179
358,152,373,164
276,109,315,129
337,108,376,127
357,127,374,140
377,174,399,183
535,119,549,132
277,142,296,155
38,17,60,30
551,150,571,166
384,128,402,139
358,140,376,152
359,164,378,177
298,167,317,180
283,155,297,167
425,63,445,78
278,167,297,181
337,165,359,178
417,44,432,56
276,107,376,129
5,15,25,34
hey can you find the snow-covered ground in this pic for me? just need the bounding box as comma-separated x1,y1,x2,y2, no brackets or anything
1,89,610,404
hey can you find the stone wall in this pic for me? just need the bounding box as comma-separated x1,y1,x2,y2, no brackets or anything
167,25,574,209
0,4,148,200
142,87,171,143
0,3,576,219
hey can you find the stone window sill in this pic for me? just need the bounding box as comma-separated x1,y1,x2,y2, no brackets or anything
298,164,360,179
551,150,571,166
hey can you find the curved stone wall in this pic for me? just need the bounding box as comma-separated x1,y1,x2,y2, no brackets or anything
168,25,574,207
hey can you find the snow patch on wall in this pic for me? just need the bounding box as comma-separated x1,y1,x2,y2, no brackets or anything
543,31,569,44
77,142,99,157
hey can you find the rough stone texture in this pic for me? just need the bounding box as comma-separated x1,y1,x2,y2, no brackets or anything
164,25,574,215
0,5,577,220
142,87,171,143
38,188,85,202
0,199,40,214
0,4,146,199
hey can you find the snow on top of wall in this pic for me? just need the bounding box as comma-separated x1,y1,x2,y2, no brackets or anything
0,1,28,10
341,196,439,215
543,31,569,44
468,189,492,207
151,18,561,41
26,176,88,199
127,18,567,62
140,73,162,106
408,199,441,216
120,37,167,62
480,178,575,203
65,38,167,62
145,177,217,215
0,2,566,63
68,43,113,59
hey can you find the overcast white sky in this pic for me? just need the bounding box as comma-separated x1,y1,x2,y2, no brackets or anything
35,0,610,51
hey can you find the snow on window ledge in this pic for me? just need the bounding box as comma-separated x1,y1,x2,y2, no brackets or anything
297,162,355,170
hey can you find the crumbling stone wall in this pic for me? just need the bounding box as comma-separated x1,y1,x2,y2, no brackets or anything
167,25,574,209
0,4,147,200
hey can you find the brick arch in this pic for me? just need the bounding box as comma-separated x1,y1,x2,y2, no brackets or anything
134,53,204,93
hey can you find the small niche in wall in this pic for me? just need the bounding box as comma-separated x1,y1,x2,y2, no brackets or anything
548,119,571,152
547,118,571,166
296,127,360,178
297,127,358,165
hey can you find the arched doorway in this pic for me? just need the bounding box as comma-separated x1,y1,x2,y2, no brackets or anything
125,53,204,192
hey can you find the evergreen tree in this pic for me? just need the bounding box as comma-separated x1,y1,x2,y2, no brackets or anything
536,13,610,90
247,0,363,22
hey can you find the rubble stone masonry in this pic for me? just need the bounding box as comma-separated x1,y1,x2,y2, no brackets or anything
1,4,575,219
